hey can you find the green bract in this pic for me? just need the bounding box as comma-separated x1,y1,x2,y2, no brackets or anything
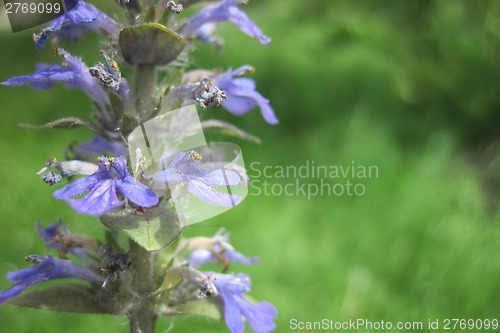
119,23,187,66
101,207,183,251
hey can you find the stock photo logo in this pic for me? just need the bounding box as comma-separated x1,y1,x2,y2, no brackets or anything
248,160,379,200
2,0,77,33
128,105,248,227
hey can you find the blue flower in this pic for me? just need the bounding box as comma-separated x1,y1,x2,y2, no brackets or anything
209,272,277,333
182,0,271,45
214,66,278,124
153,150,242,207
33,0,118,49
1,48,109,109
53,156,159,216
0,255,103,304
186,229,259,267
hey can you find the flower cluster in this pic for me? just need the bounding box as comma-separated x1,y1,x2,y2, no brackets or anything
0,0,277,332
169,229,277,333
0,222,104,304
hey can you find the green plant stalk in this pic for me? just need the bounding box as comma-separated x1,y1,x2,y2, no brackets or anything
128,239,157,333
135,63,157,122
128,63,158,333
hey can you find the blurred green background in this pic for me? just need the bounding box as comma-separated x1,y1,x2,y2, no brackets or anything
1,0,500,332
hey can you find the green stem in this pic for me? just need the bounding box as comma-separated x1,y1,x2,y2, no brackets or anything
129,309,156,333
128,62,158,333
128,239,157,333
135,63,157,122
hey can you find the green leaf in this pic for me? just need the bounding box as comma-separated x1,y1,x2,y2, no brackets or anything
119,23,187,65
100,206,183,251
202,119,262,143
18,117,95,130
163,298,223,320
8,284,124,314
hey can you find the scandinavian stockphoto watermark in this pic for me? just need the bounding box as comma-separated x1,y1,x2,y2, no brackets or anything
289,318,499,331
2,0,74,32
248,160,379,199
128,105,248,226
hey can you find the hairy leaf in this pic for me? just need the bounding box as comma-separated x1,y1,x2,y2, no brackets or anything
101,206,183,251
18,117,95,130
202,119,262,143
163,298,223,320
8,284,124,314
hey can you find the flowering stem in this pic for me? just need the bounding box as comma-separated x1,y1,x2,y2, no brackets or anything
128,62,159,333
135,63,157,121
128,239,157,333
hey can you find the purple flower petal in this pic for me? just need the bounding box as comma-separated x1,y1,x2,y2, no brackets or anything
227,6,271,44
182,0,271,45
34,0,117,49
208,272,277,333
203,169,241,186
64,0,98,23
0,256,102,304
223,273,250,294
229,76,256,90
221,94,256,116
225,251,260,265
188,179,241,207
77,135,128,157
153,167,191,183
1,49,109,109
187,249,215,267
154,151,243,207
64,179,125,215
115,176,159,207
53,173,103,199
31,15,65,49
214,66,278,124
238,301,277,333
222,293,246,333
54,156,158,216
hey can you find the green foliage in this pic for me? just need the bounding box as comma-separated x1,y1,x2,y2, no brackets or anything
9,284,124,314
101,207,183,251
0,0,499,332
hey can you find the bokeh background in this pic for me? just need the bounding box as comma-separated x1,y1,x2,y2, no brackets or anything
1,0,500,332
